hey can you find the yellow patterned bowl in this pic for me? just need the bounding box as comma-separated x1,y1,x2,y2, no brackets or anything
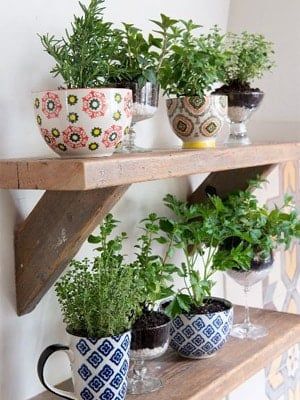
166,95,227,149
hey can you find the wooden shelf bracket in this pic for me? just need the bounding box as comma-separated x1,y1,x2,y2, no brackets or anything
15,185,129,316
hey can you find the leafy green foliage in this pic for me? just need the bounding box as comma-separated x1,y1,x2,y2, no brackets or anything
222,31,275,86
158,23,228,98
132,213,175,310
157,180,300,318
39,0,124,88
112,15,179,87
55,214,142,338
39,0,179,89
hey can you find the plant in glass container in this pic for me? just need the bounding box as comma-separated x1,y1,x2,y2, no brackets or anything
112,15,180,152
128,213,175,394
159,22,228,149
214,32,275,144
212,179,300,339
37,214,142,400
35,0,133,157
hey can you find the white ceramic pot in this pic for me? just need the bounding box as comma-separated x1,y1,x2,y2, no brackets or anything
38,330,131,399
33,88,133,157
166,95,227,149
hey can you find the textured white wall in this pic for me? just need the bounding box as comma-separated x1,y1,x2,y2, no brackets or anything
0,1,230,399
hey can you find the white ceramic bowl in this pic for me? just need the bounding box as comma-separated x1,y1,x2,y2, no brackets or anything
33,88,133,157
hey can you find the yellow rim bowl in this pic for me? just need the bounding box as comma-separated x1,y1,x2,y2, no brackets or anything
183,140,216,149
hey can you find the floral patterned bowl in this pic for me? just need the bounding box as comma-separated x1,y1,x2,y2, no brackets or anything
166,95,227,149
33,88,133,157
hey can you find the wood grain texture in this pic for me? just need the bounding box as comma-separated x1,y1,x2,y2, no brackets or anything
188,164,276,203
30,307,300,400
2,142,300,190
15,185,129,315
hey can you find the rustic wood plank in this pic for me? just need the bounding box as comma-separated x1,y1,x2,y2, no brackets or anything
1,142,300,191
15,186,129,315
188,164,276,203
30,306,300,400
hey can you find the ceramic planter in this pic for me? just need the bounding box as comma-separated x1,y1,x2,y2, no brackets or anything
38,330,131,400
169,298,233,359
166,95,227,149
33,88,133,157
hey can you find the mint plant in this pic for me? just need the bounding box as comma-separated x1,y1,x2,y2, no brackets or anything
113,14,179,87
55,214,142,338
221,32,275,89
133,213,175,311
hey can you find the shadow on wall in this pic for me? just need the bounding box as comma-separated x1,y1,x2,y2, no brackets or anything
0,190,19,395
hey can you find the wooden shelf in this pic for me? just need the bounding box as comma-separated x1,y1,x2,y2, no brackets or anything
11,141,300,315
2,141,300,191
31,306,300,400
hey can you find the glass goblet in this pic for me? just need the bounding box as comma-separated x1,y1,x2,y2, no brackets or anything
122,82,159,152
225,91,264,145
226,253,273,340
127,318,170,395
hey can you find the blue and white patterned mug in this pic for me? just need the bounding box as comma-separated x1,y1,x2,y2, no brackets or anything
38,331,131,400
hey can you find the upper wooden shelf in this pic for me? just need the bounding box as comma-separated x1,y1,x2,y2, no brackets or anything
2,141,300,191
31,306,300,400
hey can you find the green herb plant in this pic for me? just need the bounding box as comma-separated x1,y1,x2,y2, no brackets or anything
133,213,175,311
158,23,228,98
222,32,275,90
113,15,180,87
55,214,142,338
39,0,124,88
157,180,300,318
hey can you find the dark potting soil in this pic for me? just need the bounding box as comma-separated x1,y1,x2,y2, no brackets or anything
214,81,263,108
131,311,170,351
189,298,230,315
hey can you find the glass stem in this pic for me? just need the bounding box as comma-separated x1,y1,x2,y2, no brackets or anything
123,124,136,151
132,359,147,382
243,285,251,327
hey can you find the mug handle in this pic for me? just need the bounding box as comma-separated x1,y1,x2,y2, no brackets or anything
37,344,77,400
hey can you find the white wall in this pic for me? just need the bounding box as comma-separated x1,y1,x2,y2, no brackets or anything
0,1,230,399
228,0,300,124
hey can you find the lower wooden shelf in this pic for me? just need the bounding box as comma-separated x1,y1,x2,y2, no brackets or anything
31,306,300,400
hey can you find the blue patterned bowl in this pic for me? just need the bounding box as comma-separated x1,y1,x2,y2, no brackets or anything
169,298,233,359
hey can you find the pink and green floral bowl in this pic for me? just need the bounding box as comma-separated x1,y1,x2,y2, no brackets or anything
33,88,133,157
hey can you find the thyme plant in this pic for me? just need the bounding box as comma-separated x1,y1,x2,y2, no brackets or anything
55,214,142,338
222,32,275,89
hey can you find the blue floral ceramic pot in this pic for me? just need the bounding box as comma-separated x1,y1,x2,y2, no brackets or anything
38,330,131,400
169,298,233,359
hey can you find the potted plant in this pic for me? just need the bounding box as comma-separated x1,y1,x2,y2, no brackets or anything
37,215,142,400
112,15,179,151
156,194,252,359
35,0,133,157
159,22,228,149
214,31,275,144
128,213,174,394
212,179,300,339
